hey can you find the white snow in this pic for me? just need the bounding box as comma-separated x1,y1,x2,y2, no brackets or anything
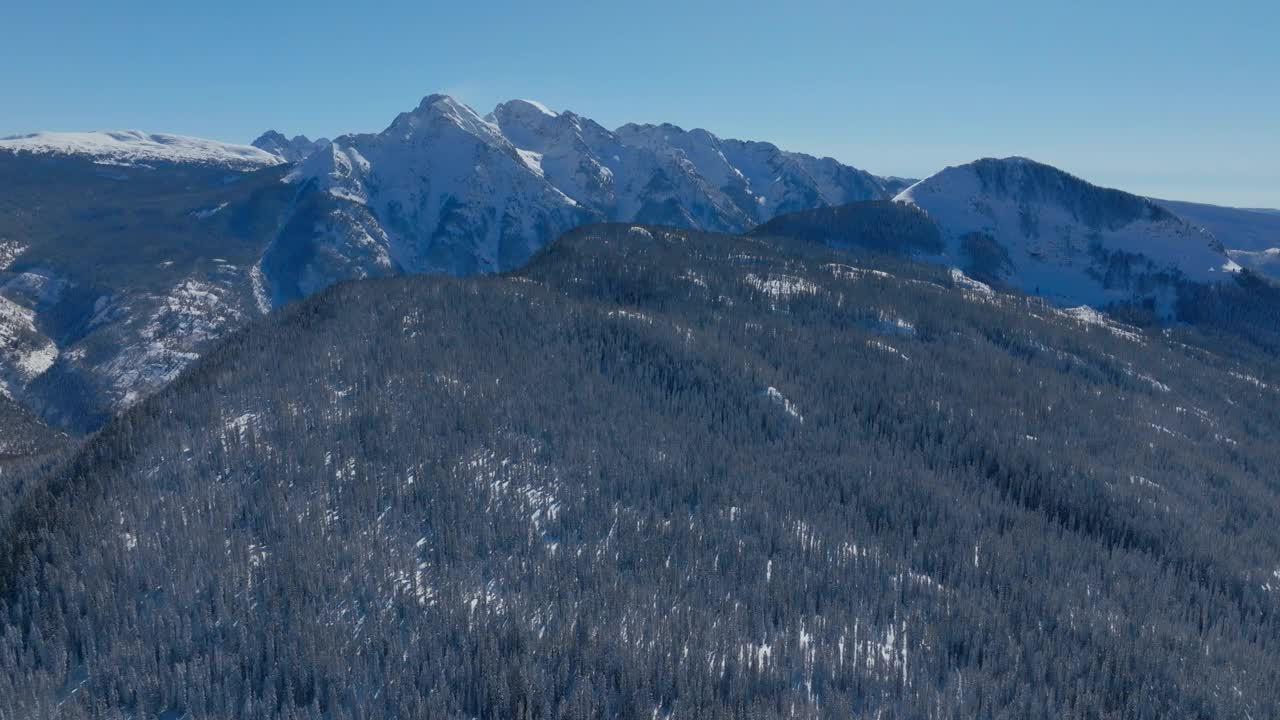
872,310,915,337
515,99,558,117
0,295,58,395
1228,371,1272,391
0,130,282,170
897,158,1236,312
1057,306,1145,343
96,277,247,409
190,202,228,219
867,340,910,362
948,268,994,297
249,264,273,314
744,273,818,298
826,263,893,281
680,270,707,287
0,240,26,271
766,386,804,422
607,309,654,324
516,149,545,177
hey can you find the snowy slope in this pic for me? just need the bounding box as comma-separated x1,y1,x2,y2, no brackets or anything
615,123,899,224
0,130,282,170
261,94,908,293
266,95,904,264
267,94,595,295
489,100,750,231
895,157,1238,313
1155,199,1280,280
0,294,57,400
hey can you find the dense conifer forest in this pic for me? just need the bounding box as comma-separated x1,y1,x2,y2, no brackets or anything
2,223,1279,718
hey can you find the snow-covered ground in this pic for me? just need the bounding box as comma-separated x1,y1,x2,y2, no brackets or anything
0,295,57,398
0,130,282,170
896,157,1238,313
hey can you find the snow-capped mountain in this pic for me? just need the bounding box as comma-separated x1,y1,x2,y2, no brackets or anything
254,94,909,290
0,130,282,170
0,96,1272,434
0,96,911,431
614,122,906,222
895,157,1240,314
488,99,752,231
259,95,596,298
250,131,330,164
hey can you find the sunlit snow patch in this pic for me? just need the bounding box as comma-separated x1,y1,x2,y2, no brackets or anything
766,386,804,423
948,268,994,297
744,273,818,298
0,240,26,271
190,202,228,219
1057,306,1144,343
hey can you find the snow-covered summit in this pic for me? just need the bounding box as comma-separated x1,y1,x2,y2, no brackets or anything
0,130,282,170
252,92,922,299
265,93,591,292
384,94,509,145
895,157,1237,312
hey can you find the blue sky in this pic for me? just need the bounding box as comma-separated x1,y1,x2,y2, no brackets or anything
5,0,1277,206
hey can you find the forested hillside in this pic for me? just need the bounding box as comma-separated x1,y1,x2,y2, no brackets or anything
0,393,64,461
0,152,298,431
2,224,1279,718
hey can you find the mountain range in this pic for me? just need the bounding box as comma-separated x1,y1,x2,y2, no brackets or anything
0,93,1276,433
3,92,1280,719
4,221,1278,718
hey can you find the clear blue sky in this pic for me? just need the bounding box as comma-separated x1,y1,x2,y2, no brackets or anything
5,0,1277,207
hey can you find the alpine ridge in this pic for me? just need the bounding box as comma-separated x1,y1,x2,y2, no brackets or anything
250,130,329,164
1,95,1276,434
894,157,1240,315
255,94,910,286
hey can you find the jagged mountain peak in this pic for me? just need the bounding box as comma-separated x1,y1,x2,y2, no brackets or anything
384,94,505,143
251,130,329,164
269,94,916,281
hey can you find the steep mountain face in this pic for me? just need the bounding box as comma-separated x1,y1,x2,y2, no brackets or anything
0,151,299,430
895,157,1239,314
250,130,329,164
258,95,909,287
4,224,1278,719
489,100,752,232
274,95,597,284
0,130,281,171
1155,198,1280,280
615,122,904,222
